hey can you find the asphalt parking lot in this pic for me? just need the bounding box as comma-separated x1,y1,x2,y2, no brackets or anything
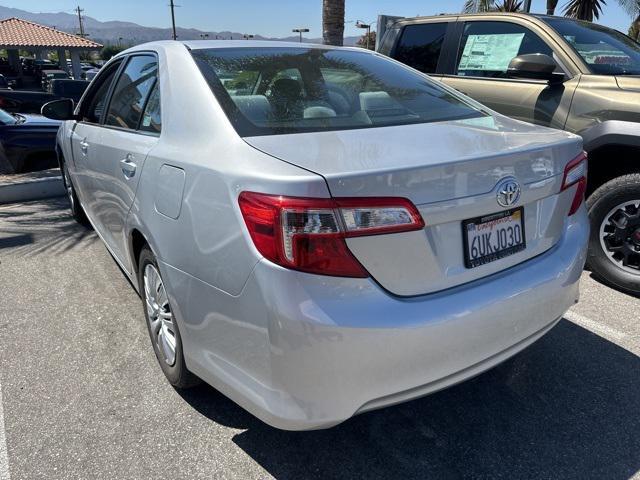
1,197,640,480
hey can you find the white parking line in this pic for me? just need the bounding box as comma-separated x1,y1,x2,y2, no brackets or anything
564,310,627,342
0,382,9,480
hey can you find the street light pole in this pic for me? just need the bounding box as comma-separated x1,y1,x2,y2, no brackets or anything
292,28,309,43
355,21,371,50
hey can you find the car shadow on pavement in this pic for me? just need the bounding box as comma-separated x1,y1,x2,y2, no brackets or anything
179,319,640,479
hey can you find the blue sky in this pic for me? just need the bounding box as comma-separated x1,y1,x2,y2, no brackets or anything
6,0,637,37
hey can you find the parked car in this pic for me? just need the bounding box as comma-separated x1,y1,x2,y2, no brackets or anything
41,69,70,91
31,59,56,77
378,12,640,294
82,68,100,81
0,90,59,114
0,107,60,174
47,79,89,103
43,41,588,430
0,74,11,90
0,61,19,85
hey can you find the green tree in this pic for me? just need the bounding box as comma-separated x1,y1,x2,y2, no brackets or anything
563,0,606,21
356,31,376,50
462,0,495,12
496,0,523,11
100,44,126,60
323,0,345,46
620,0,640,40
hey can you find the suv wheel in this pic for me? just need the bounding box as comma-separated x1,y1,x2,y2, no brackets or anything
587,174,640,295
138,247,200,389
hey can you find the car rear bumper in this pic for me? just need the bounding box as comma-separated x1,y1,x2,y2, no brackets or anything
167,207,588,430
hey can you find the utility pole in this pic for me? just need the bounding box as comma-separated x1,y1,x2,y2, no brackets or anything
169,0,178,40
75,5,88,38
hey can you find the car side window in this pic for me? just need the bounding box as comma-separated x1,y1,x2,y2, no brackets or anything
393,23,448,74
82,60,122,123
105,55,158,130
456,21,555,78
138,81,161,134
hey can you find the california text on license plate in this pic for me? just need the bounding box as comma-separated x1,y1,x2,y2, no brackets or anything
462,207,526,268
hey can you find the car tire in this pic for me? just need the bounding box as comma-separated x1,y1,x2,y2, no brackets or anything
138,247,200,389
61,161,89,226
587,174,640,296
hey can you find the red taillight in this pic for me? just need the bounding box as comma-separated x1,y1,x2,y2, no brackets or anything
238,192,425,278
561,151,587,216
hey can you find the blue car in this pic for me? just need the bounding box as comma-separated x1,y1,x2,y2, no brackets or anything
0,108,61,174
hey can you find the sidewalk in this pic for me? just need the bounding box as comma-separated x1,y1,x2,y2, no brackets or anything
0,168,65,204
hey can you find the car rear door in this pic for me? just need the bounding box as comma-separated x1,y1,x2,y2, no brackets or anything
69,58,124,216
440,17,578,129
84,53,160,266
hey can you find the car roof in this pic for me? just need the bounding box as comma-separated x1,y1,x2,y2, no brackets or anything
181,40,360,50
120,39,370,54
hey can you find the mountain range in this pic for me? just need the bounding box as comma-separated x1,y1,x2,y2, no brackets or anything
0,5,363,46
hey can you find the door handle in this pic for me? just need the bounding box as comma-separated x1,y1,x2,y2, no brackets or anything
120,155,137,178
79,138,89,154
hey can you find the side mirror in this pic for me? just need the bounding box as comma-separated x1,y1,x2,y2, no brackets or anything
41,98,76,120
507,54,565,84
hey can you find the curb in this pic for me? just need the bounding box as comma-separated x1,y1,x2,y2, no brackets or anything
0,176,65,204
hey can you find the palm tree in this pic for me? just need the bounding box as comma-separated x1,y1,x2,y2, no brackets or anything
322,0,345,46
547,0,559,14
462,0,496,12
496,0,523,11
619,0,640,39
563,0,606,21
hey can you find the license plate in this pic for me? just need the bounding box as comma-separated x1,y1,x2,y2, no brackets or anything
462,207,526,268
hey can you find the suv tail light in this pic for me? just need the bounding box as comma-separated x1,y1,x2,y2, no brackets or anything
561,151,587,216
238,192,425,278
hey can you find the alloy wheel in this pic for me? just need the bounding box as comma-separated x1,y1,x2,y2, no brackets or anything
599,200,640,274
143,264,177,366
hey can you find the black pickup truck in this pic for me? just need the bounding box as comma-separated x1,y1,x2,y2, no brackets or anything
0,80,89,114
0,90,58,114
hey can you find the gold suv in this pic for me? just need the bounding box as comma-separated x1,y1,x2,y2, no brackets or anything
379,12,640,295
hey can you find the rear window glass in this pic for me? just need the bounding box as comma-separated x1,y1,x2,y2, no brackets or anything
393,23,448,74
191,47,485,137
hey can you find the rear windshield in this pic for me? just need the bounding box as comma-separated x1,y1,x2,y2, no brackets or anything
544,17,640,75
191,47,485,136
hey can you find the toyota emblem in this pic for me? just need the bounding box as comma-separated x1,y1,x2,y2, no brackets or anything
496,178,521,208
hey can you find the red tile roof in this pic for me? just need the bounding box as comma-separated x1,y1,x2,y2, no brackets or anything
0,17,102,49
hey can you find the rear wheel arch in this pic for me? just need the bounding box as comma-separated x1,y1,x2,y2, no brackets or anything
585,144,640,197
130,228,150,276
55,142,64,170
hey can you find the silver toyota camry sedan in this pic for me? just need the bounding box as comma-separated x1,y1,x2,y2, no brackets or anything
42,41,589,430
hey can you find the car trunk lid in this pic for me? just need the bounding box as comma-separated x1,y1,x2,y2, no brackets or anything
244,115,583,295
